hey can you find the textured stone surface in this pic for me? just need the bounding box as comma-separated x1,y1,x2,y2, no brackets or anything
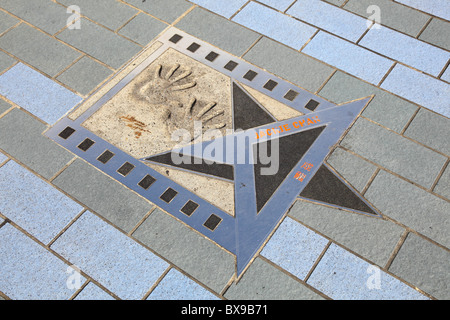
51,211,169,300
123,0,192,23
189,0,247,18
148,269,219,300
344,0,430,36
365,170,450,248
261,217,329,280
396,0,450,21
289,200,405,267
0,10,18,35
319,71,418,133
341,118,447,189
56,56,113,95
434,165,450,200
57,18,142,69
232,1,317,49
420,18,450,51
303,31,394,85
0,23,81,76
176,7,260,57
0,50,15,74
0,63,82,123
118,13,168,46
307,243,428,300
0,224,86,300
389,233,450,299
0,108,75,180
224,258,324,300
0,160,83,244
132,208,235,293
404,108,450,156
52,159,154,233
74,282,115,300
244,37,334,92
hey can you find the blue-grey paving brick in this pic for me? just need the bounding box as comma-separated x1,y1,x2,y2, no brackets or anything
0,151,7,164
307,243,428,300
0,99,11,114
396,0,450,21
243,37,334,92
389,233,450,300
434,165,450,200
189,0,247,18
0,50,15,74
341,118,447,189
287,0,368,42
381,64,450,118
74,282,115,300
344,0,430,37
261,217,328,280
257,0,296,11
288,200,405,267
57,18,141,69
319,72,418,133
326,147,377,192
232,1,317,50
56,56,113,95
404,108,450,156
0,10,18,35
148,269,219,300
0,0,68,34
360,25,450,77
0,63,82,124
0,23,81,77
175,7,260,57
0,160,83,244
118,13,168,46
419,18,450,51
0,108,75,180
57,0,138,31
303,31,394,85
0,224,86,300
224,258,324,300
322,0,346,6
51,211,169,300
442,66,450,83
52,158,153,233
123,0,192,23
365,170,450,248
132,208,235,293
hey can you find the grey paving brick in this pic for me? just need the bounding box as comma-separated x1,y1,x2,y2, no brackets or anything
0,23,81,77
0,0,68,34
56,56,113,95
243,37,334,92
0,99,11,114
176,7,260,57
132,208,235,293
288,200,405,267
52,158,153,233
0,50,15,73
0,10,18,35
404,108,450,156
326,147,377,192
57,18,141,69
118,13,168,46
319,71,418,133
419,18,450,51
341,118,447,188
323,0,346,6
224,258,324,300
344,0,430,36
123,0,192,23
389,233,450,299
434,165,450,200
365,170,450,248
57,0,138,31
0,108,74,179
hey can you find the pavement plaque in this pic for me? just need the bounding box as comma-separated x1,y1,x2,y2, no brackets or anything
45,27,381,279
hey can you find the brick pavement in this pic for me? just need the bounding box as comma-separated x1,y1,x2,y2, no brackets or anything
0,0,448,301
